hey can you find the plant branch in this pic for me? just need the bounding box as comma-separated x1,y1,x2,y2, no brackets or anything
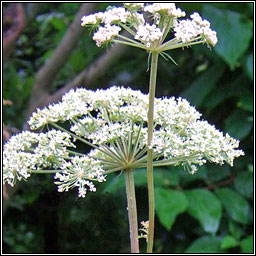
26,3,98,121
42,41,127,107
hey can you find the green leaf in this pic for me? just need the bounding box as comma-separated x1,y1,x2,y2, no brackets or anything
70,49,87,73
155,188,188,230
203,5,253,69
234,172,253,198
224,110,253,140
186,235,223,253
240,235,253,253
237,92,253,112
246,53,253,80
215,188,249,224
221,235,239,249
228,221,244,240
181,65,225,107
50,17,67,31
201,75,243,109
185,189,222,234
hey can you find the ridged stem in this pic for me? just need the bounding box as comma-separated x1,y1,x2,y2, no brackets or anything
147,51,159,253
124,169,139,253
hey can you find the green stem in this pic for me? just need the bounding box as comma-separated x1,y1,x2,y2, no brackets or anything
27,170,63,174
159,37,205,52
124,169,139,253
113,39,147,50
147,51,159,253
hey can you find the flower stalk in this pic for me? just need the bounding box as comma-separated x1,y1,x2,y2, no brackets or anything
147,51,159,253
124,169,139,253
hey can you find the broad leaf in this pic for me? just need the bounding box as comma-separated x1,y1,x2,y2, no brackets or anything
220,235,239,249
237,92,253,112
186,236,223,253
228,220,245,241
155,188,188,230
224,110,253,140
246,53,253,80
181,65,224,107
203,5,253,69
215,188,249,224
186,189,222,234
234,172,253,198
240,235,253,253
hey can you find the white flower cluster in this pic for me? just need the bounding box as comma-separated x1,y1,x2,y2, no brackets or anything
144,3,186,18
81,12,104,26
4,86,244,195
3,128,106,197
93,24,121,47
54,156,105,198
81,3,217,49
3,130,76,186
28,86,243,173
174,12,218,46
135,24,163,48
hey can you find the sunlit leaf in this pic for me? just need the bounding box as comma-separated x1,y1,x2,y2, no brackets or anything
240,235,253,253
220,235,239,249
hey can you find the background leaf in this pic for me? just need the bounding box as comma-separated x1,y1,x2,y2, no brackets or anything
224,109,253,140
220,235,239,249
240,235,253,253
215,188,249,224
155,188,188,230
185,236,223,253
228,221,244,241
185,189,222,234
181,64,225,107
203,5,253,69
234,172,253,199
104,167,179,193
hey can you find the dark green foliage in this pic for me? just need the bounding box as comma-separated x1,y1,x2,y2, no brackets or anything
3,2,253,254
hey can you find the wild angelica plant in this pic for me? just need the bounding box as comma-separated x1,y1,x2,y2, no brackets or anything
3,3,244,254
80,3,219,253
4,87,244,251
